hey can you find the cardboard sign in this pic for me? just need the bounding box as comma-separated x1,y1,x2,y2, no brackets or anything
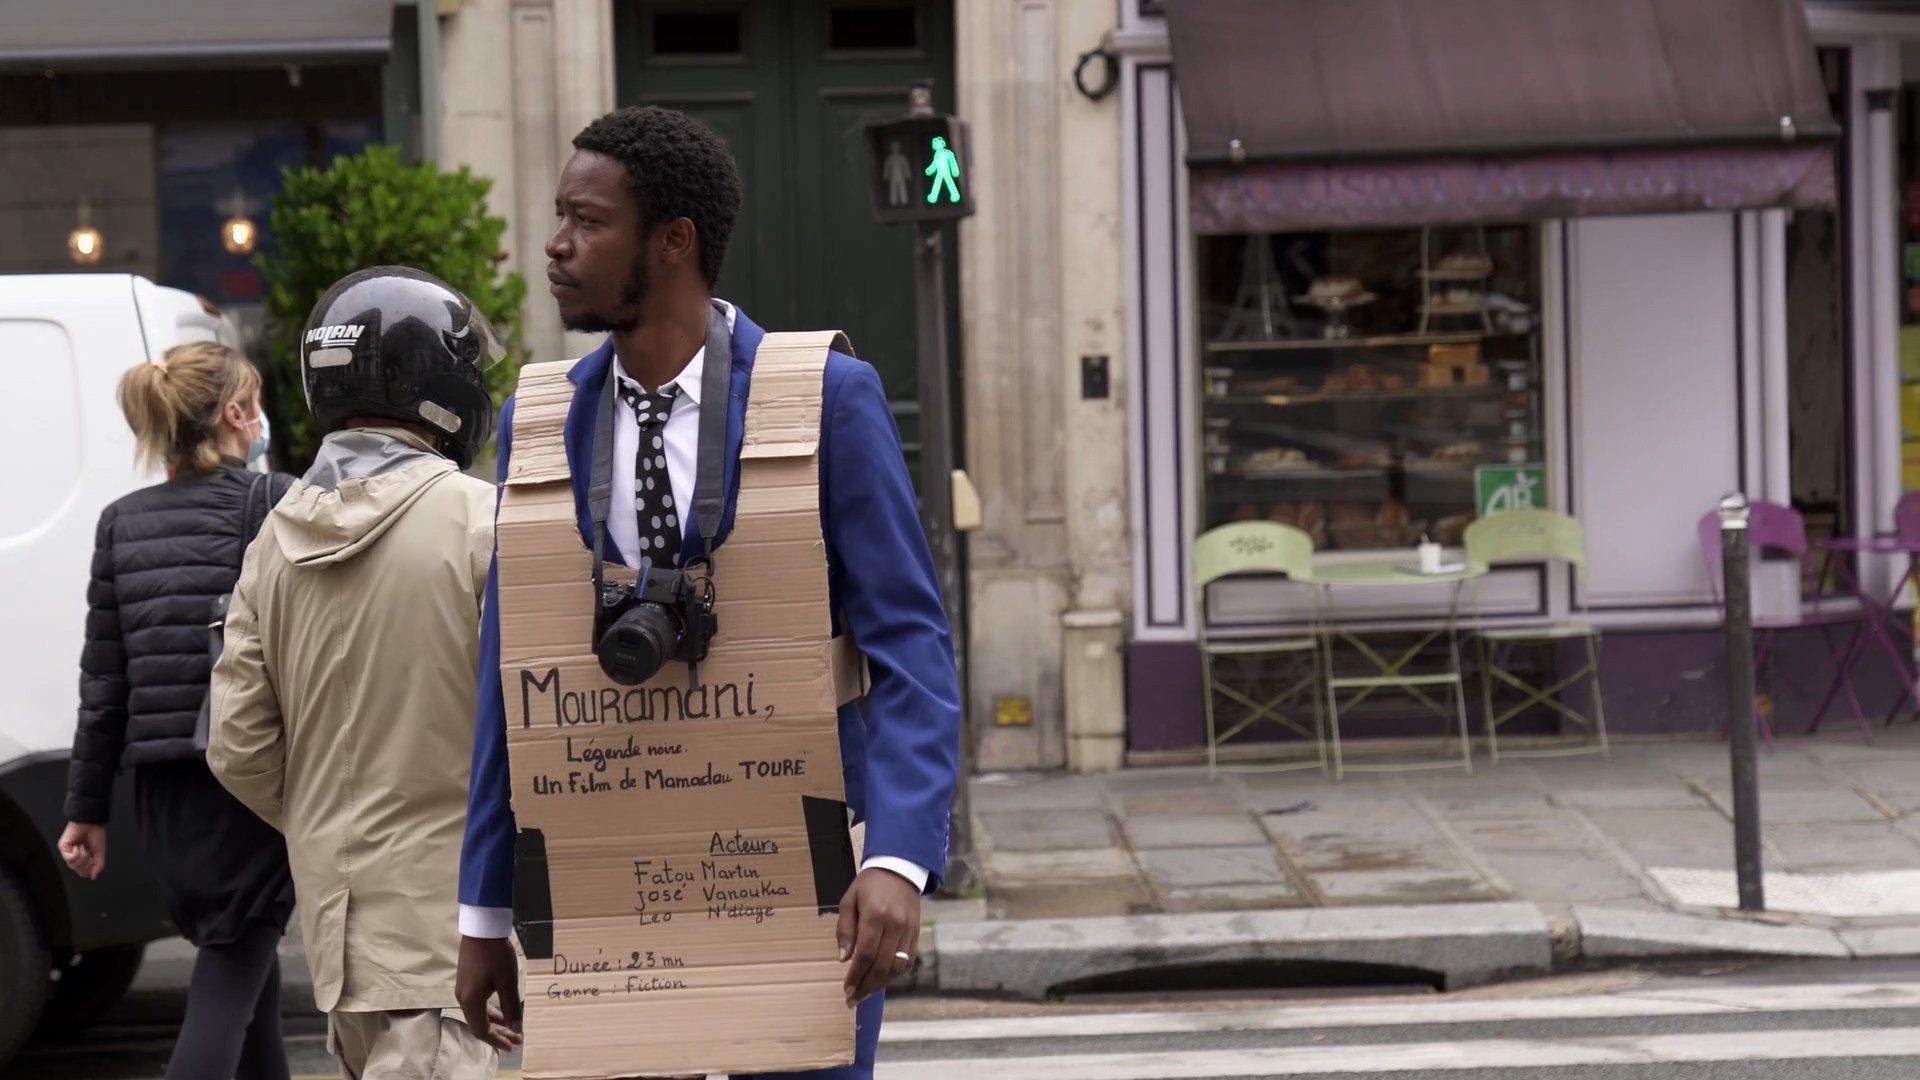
496,334,859,1078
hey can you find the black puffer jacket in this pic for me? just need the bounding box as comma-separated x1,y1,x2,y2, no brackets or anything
65,466,295,824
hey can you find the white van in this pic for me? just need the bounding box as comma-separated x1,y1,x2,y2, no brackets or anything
0,274,247,1062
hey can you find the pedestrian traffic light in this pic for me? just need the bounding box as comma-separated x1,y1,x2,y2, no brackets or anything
863,113,975,225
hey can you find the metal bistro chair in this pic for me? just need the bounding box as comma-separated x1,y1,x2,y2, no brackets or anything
1464,509,1608,763
1193,522,1327,779
1812,490,1920,726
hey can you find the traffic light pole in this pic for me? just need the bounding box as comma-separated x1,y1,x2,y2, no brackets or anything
915,220,973,896
902,86,975,896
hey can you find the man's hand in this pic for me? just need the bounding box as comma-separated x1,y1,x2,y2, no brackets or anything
456,935,524,1051
835,867,921,1006
59,823,106,880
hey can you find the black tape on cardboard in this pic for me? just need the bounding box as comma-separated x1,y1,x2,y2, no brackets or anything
512,827,555,959
801,796,858,914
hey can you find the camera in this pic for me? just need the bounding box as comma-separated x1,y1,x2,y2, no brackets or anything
593,564,719,685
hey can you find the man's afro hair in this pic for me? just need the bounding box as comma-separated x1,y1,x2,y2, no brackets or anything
573,106,744,288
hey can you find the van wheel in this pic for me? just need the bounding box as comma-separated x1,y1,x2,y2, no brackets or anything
0,865,51,1065
35,944,145,1041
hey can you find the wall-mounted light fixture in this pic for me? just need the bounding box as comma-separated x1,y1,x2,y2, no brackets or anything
217,189,258,255
68,199,103,265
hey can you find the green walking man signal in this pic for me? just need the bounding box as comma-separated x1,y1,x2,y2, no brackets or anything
864,113,974,224
925,136,962,204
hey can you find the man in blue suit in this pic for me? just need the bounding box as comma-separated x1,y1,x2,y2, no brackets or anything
454,106,961,1078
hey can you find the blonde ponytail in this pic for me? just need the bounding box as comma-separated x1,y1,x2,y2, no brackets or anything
117,342,262,474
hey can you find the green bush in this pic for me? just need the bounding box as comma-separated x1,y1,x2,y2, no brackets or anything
255,144,526,469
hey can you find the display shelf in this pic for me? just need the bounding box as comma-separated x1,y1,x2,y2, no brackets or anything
1419,300,1490,316
1417,267,1493,283
1204,332,1489,355
1197,221,1542,553
1215,461,1480,481
1206,384,1504,408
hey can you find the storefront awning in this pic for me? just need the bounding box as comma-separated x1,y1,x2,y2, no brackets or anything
0,0,392,70
1166,0,1839,233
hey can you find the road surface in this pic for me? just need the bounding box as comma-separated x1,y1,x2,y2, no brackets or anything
15,957,1920,1078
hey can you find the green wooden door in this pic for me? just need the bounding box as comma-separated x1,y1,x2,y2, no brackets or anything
614,0,957,464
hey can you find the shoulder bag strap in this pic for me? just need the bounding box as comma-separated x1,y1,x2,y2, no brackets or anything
235,471,274,573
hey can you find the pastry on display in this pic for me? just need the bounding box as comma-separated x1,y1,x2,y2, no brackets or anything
1328,501,1373,527
1432,441,1485,462
1239,374,1301,395
1434,514,1474,546
1296,274,1377,340
1301,274,1373,305
1378,497,1412,529
1331,362,1390,393
1328,502,1424,550
1434,251,1493,278
1239,447,1308,475
1314,362,1410,396
1422,342,1490,387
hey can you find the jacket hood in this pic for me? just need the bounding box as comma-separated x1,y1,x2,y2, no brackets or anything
276,427,462,566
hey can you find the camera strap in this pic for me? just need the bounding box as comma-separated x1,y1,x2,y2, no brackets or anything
586,300,733,561
689,300,731,561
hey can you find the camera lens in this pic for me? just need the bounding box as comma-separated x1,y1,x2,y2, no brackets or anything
595,602,680,685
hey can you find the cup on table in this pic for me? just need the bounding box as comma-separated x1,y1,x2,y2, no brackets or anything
1417,540,1443,574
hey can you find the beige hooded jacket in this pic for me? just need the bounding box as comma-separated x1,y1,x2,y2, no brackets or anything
208,426,494,1013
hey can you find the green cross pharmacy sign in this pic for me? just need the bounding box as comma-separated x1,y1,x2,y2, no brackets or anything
1475,464,1546,518
864,113,976,225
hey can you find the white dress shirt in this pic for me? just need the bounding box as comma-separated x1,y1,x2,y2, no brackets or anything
460,300,928,939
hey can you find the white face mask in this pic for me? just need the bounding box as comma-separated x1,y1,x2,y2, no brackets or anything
247,412,271,465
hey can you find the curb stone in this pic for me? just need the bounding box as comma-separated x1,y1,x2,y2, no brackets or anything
1837,926,1920,959
129,903,1920,1009
1572,905,1851,961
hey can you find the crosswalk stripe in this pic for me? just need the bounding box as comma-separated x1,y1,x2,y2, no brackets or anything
874,1026,1920,1078
879,980,1920,1044
291,984,1920,1080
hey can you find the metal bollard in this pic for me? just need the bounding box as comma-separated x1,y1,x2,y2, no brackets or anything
1717,492,1765,911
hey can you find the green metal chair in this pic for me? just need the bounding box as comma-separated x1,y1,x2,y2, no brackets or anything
1194,522,1327,778
1463,509,1608,762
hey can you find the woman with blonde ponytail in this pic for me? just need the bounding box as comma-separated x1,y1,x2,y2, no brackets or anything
59,342,296,1080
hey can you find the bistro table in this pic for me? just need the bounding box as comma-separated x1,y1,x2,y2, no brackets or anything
1307,558,1488,779
1815,535,1920,730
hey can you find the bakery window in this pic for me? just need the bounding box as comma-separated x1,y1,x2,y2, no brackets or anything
1198,224,1546,551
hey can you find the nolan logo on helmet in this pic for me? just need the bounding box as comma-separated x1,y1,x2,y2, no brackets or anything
304,323,367,346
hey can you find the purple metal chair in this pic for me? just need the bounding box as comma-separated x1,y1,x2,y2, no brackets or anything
1696,501,1870,745
1815,490,1920,724
1899,491,1920,541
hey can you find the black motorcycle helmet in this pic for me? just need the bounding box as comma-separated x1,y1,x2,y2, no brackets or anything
300,266,504,468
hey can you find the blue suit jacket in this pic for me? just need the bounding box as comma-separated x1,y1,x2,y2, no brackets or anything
459,308,961,909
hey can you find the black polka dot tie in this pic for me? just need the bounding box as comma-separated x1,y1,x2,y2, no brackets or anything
618,381,680,566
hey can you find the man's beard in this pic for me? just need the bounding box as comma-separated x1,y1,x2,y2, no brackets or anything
560,253,648,334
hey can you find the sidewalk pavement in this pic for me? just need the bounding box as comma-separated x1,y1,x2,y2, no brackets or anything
972,730,1920,921
125,729,1920,1014
938,728,1920,995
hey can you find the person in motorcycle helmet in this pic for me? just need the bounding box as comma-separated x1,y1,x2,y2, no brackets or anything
299,265,503,467
206,267,516,1077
